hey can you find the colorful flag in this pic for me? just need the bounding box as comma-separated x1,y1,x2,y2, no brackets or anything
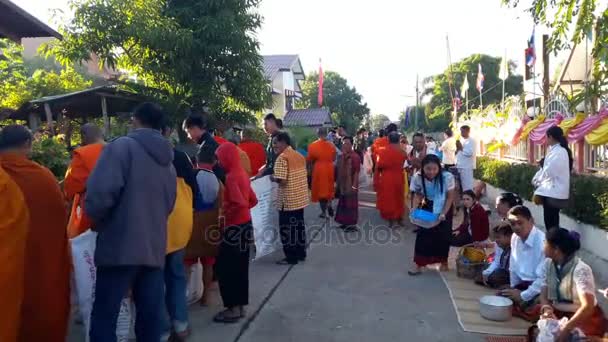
452,90,462,111
476,63,484,92
404,107,410,127
525,27,536,67
318,58,324,107
499,52,509,80
461,75,469,95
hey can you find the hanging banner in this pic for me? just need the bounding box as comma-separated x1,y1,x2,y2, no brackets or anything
250,176,281,259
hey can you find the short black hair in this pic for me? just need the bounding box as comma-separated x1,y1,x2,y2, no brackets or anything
386,123,398,133
276,118,284,129
264,113,277,122
444,128,453,137
413,132,425,139
493,222,513,236
497,193,523,208
461,125,471,131
378,129,386,137
357,128,367,134
133,102,166,130
508,205,533,220
273,131,291,146
388,131,400,144
342,136,354,145
0,125,33,151
196,143,216,164
182,114,209,131
546,227,581,256
462,189,477,200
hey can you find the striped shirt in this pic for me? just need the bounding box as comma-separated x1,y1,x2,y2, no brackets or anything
274,146,309,211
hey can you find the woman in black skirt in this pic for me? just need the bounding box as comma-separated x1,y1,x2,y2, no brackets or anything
408,155,456,276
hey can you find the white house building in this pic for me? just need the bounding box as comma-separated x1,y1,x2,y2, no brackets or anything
262,54,305,117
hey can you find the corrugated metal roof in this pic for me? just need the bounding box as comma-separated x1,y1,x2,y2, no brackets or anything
283,108,333,127
0,0,61,42
262,55,305,81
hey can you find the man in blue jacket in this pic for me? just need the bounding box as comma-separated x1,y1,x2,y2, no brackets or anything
85,102,177,342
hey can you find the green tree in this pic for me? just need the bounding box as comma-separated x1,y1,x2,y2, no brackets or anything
368,114,392,133
51,0,270,126
421,54,523,131
299,71,370,134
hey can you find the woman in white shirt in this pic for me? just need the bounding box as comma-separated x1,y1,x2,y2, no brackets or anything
537,228,607,339
532,126,573,230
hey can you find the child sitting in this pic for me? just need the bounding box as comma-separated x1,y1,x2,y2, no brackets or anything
474,222,513,289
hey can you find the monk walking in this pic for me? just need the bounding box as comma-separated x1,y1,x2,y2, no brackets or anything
0,165,29,342
239,129,266,177
307,127,336,219
376,132,407,227
64,123,105,238
0,125,70,342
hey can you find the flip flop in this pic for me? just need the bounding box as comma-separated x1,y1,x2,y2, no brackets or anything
407,269,422,276
213,310,241,324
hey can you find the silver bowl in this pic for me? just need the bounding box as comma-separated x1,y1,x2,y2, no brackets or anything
479,295,513,321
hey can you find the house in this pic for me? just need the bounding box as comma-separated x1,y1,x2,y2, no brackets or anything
262,54,305,117
283,108,333,128
0,0,61,43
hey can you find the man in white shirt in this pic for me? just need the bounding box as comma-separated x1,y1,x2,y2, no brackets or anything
456,125,477,192
500,205,546,320
440,128,457,168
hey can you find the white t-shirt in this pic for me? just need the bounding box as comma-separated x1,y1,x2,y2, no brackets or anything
456,137,477,170
440,137,457,165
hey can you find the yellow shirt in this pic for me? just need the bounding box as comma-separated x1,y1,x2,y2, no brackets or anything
274,147,309,211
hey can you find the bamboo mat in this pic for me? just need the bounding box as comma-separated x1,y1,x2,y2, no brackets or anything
440,270,531,336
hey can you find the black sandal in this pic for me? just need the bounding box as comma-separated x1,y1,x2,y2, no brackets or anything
213,309,241,324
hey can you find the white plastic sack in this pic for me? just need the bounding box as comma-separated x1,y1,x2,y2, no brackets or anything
363,150,373,176
70,230,134,341
186,262,204,305
358,168,370,188
536,317,586,342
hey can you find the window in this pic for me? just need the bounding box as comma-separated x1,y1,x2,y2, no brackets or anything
585,143,608,175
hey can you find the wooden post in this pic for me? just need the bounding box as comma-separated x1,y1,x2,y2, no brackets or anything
543,35,550,104
576,141,585,173
28,113,39,131
101,96,110,137
528,139,535,164
44,103,54,136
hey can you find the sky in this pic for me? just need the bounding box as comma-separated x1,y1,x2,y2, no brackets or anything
16,0,538,120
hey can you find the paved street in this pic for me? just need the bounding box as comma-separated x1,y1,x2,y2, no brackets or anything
69,187,484,341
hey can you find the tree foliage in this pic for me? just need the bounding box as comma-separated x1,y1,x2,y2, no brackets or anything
299,71,370,134
368,114,392,133
0,39,92,110
50,0,270,124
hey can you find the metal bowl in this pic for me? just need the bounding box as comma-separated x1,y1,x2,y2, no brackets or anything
479,295,513,322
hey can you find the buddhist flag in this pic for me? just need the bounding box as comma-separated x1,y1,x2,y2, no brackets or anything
461,75,469,95
318,58,324,107
499,52,509,80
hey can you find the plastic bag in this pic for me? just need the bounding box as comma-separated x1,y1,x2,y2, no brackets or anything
536,317,586,342
71,230,135,341
186,262,204,305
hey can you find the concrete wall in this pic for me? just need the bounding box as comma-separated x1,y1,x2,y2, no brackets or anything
483,182,608,309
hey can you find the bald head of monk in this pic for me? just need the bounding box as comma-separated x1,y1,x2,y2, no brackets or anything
388,132,400,145
80,124,104,146
0,125,33,156
317,127,328,140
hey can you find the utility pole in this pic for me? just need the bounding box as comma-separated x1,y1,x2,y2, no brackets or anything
542,34,550,105
415,74,419,131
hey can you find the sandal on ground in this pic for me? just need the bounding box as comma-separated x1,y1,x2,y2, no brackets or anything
276,258,297,265
408,267,422,276
213,309,242,324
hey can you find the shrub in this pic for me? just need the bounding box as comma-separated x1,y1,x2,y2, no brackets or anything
474,157,608,228
31,133,70,180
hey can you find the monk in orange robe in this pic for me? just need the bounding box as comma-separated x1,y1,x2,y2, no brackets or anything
64,124,105,238
0,165,29,342
376,132,407,227
371,130,388,191
239,132,266,177
0,125,70,342
307,127,336,218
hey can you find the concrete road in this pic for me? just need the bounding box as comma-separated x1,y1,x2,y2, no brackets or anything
68,188,484,341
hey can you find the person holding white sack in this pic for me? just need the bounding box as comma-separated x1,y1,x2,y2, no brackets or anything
85,103,176,342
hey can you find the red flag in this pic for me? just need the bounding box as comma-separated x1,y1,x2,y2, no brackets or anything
318,58,324,107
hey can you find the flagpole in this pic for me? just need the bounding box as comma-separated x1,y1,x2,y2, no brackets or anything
502,49,506,110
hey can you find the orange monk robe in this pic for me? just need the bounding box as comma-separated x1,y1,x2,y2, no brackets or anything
371,137,389,191
64,143,104,238
0,166,29,342
238,147,252,176
214,136,228,145
376,145,407,220
239,140,266,176
0,154,70,342
306,139,336,202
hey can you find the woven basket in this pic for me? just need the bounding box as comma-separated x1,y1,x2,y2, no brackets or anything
456,246,488,279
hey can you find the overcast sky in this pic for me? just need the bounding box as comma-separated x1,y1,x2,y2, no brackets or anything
17,0,538,119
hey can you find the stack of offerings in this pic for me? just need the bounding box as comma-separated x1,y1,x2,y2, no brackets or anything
456,246,487,279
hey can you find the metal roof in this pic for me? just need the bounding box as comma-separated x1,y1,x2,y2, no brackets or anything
283,108,333,127
0,0,61,42
262,55,305,81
